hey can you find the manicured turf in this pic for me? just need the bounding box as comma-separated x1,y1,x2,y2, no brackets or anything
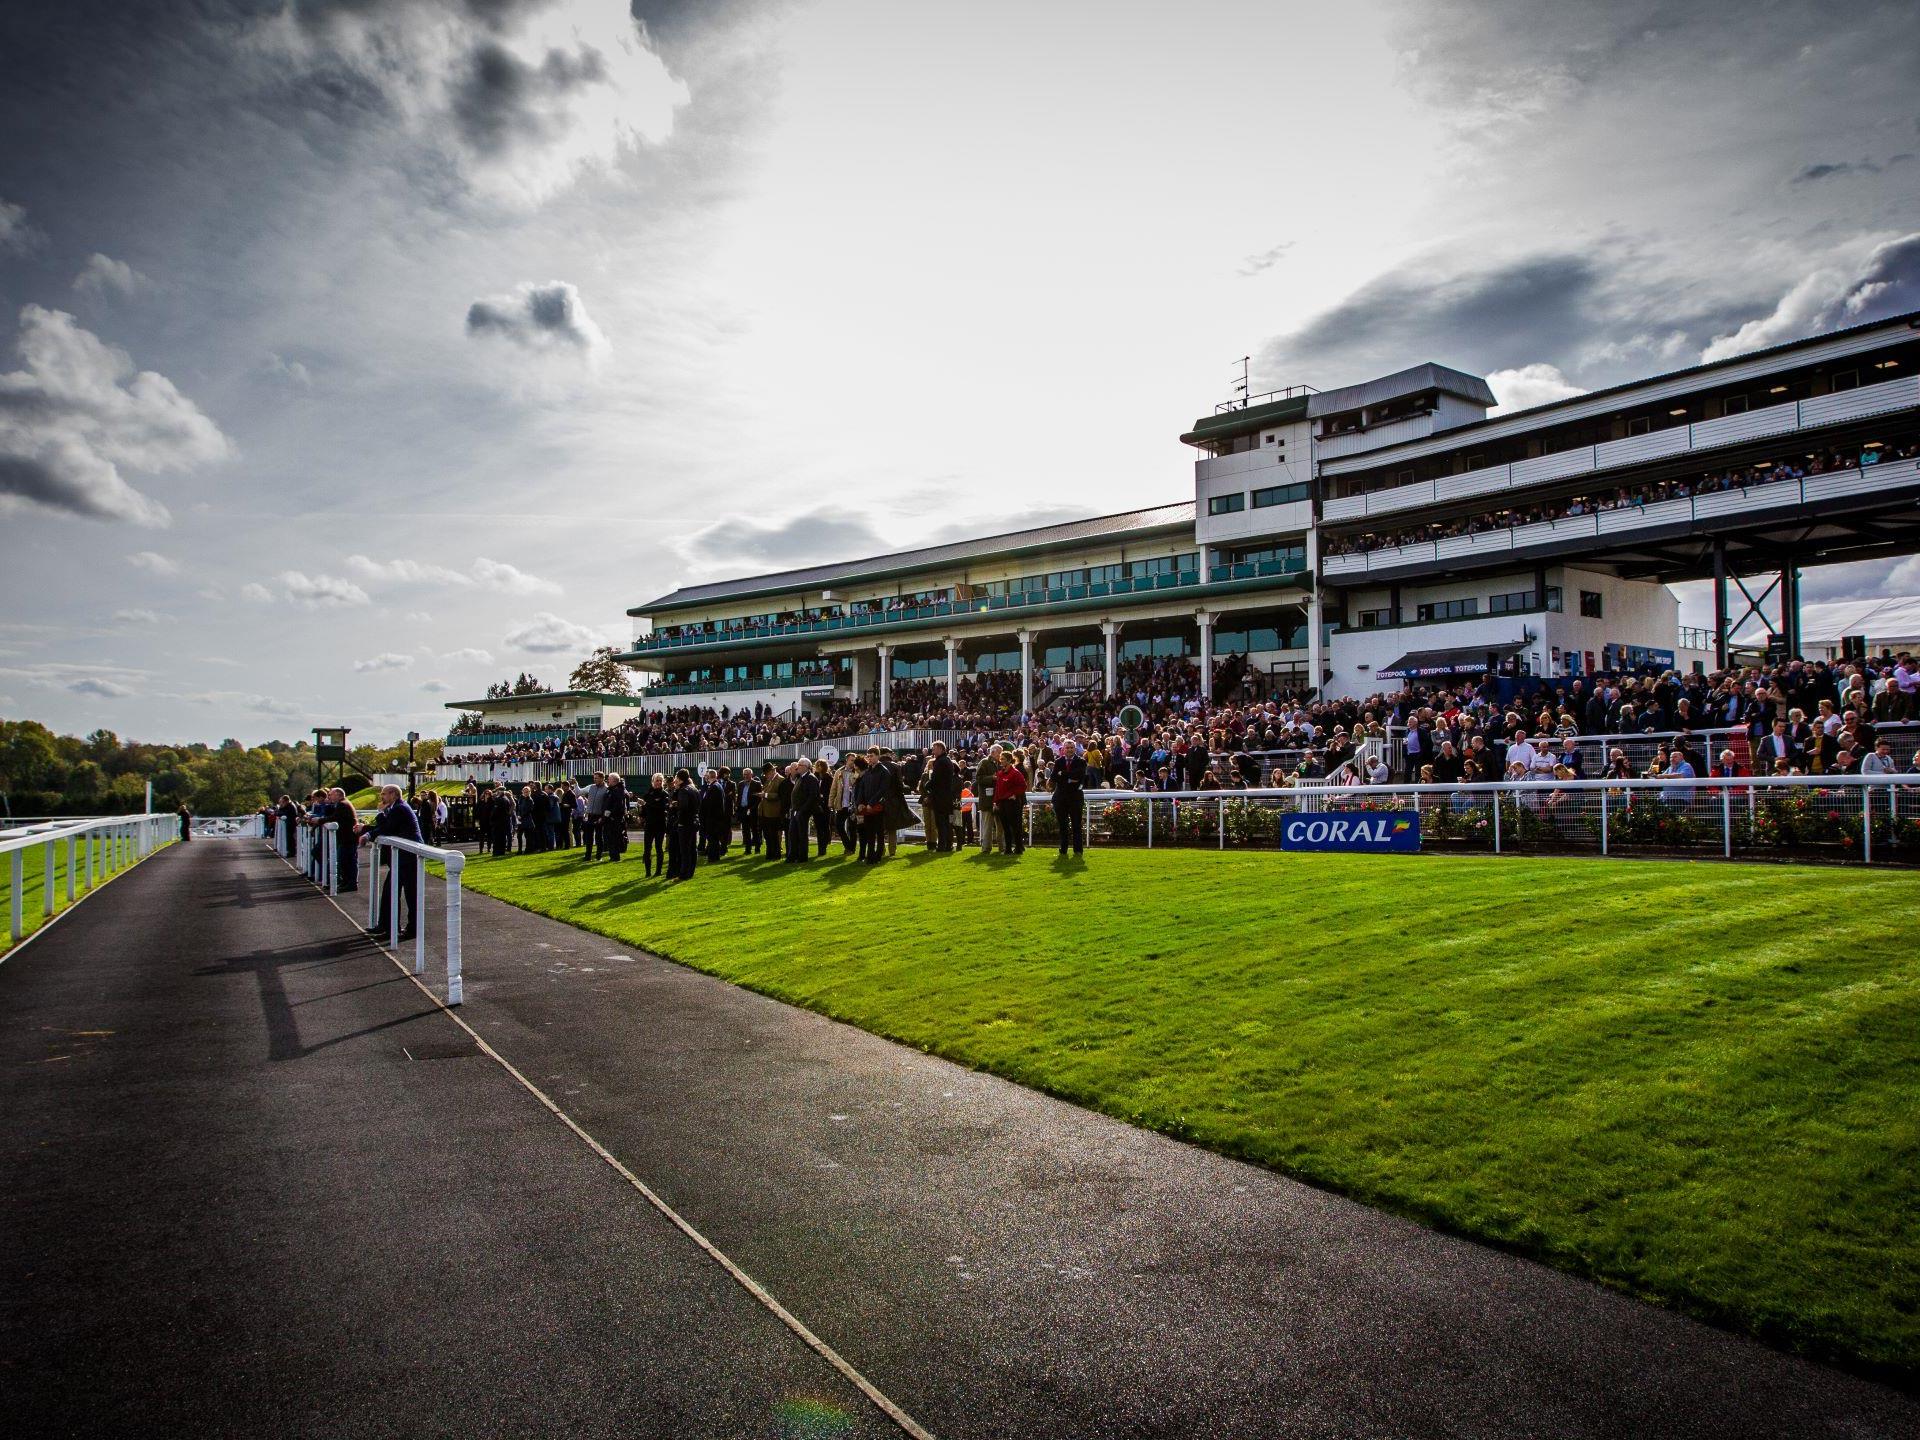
454,843,1920,1377
342,780,468,810
2,828,172,956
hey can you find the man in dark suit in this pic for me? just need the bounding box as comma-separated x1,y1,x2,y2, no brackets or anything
669,769,700,879
922,740,959,852
785,759,820,864
325,787,359,892
699,768,730,862
737,769,763,854
362,785,421,940
1753,719,1802,770
1051,741,1089,858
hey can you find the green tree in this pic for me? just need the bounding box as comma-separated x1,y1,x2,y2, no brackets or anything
567,646,634,695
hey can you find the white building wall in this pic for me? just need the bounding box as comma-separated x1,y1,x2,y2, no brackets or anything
1195,419,1312,547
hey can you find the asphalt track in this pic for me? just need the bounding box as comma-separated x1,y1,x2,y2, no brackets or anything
4,839,1916,1438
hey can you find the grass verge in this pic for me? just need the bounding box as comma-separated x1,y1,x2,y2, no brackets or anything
453,842,1919,1378
2,829,174,957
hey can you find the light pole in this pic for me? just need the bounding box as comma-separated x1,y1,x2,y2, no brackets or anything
406,731,419,800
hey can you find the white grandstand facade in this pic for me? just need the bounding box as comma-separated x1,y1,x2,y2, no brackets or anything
450,309,1920,739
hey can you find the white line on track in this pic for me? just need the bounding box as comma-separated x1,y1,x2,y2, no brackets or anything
272,846,939,1440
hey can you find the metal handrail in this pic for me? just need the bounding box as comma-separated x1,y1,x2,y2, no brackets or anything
367,836,467,1005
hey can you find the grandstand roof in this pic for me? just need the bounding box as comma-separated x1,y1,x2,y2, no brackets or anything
443,689,638,712
633,501,1198,615
1319,306,1920,476
1731,595,1920,649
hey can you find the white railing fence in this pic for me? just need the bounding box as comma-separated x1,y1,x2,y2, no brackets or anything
1016,773,1918,863
367,837,466,1006
266,815,467,1004
3,812,178,945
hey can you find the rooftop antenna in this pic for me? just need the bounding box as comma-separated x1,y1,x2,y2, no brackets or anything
1233,355,1250,408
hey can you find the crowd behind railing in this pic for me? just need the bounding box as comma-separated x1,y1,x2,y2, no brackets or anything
414,652,1920,868
1322,439,1919,557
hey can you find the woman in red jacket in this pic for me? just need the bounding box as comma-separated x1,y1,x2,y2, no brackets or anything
992,756,1027,856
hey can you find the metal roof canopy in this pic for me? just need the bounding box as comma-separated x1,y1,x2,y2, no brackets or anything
442,689,638,712
633,502,1197,615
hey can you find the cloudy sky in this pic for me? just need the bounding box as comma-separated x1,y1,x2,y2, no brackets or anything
2,0,1917,744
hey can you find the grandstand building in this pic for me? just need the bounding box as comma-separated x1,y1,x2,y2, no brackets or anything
606,310,1920,718
442,689,648,758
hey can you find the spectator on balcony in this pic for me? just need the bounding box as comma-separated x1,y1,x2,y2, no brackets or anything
1754,719,1802,771
1863,737,1898,777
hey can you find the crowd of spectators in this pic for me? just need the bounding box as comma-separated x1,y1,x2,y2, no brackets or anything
1323,440,1920,558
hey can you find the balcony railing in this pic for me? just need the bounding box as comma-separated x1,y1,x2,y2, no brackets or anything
1320,455,1920,577
631,569,1235,653
1322,372,1919,523
642,674,843,698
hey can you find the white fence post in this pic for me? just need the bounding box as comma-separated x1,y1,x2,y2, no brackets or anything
445,853,464,1006
1217,796,1225,850
1599,788,1609,856
65,835,75,903
388,844,401,950
1722,786,1732,859
1146,797,1154,848
43,840,54,917
1492,796,1502,853
8,851,20,942
1862,788,1872,864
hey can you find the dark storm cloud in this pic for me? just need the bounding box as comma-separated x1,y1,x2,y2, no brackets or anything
465,279,607,353
451,38,609,155
1259,253,1607,387
680,510,888,570
1792,155,1913,185
1703,231,1920,360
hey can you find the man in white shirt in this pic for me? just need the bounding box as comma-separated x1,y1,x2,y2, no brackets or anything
1506,729,1538,775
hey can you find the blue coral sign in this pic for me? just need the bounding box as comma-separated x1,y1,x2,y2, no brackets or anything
1280,812,1421,853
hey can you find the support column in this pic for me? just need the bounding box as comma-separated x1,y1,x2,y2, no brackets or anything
877,643,892,715
944,637,959,704
1018,629,1036,714
1712,540,1729,669
1306,527,1324,700
1784,565,1801,658
1197,611,1217,703
1101,620,1119,698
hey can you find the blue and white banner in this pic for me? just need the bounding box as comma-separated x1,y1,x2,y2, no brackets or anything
1281,812,1421,853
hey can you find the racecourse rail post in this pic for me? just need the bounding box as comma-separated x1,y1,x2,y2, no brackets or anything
369,836,466,1005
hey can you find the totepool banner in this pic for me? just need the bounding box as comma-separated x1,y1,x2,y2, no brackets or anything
1280,812,1420,853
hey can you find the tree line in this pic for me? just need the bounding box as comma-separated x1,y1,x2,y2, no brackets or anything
0,720,444,818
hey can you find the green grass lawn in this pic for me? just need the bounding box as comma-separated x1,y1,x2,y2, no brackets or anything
2,827,172,956
453,843,1920,1377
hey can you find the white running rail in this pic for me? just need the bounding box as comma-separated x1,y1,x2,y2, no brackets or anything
2,812,177,945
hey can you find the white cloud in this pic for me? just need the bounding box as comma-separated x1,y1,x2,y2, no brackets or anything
239,582,274,603
466,280,607,357
0,306,230,526
470,556,562,595
281,570,370,607
1702,232,1920,362
420,678,451,693
126,549,182,577
1487,362,1589,414
404,610,434,624
263,352,313,387
72,253,150,300
347,553,561,595
248,0,690,207
442,647,493,664
0,197,42,256
353,651,414,673
503,611,601,654
113,607,160,625
347,554,473,586
69,676,134,698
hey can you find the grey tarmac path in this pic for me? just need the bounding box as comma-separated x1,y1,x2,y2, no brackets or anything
415,847,1919,1440
0,840,900,1440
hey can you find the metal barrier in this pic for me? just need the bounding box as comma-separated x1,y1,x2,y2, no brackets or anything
1022,773,1919,864
3,812,177,945
265,814,466,1003
366,836,466,1005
